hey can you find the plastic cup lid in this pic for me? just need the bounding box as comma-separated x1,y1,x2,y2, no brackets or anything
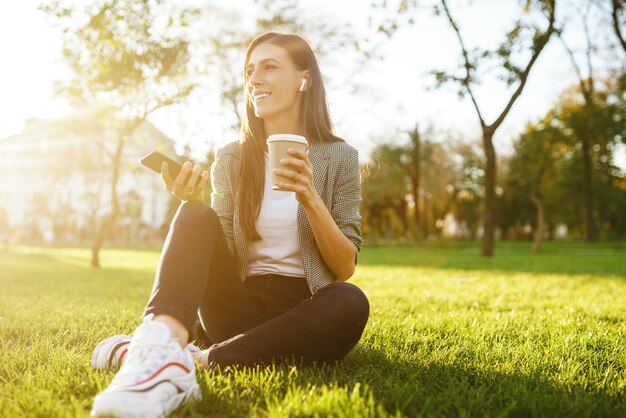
266,134,308,145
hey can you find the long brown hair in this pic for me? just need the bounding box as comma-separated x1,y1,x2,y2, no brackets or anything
237,32,343,242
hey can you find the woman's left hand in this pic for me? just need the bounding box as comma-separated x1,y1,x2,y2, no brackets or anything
273,148,320,208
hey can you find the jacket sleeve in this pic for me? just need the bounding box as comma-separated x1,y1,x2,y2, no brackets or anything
210,147,235,257
330,148,363,264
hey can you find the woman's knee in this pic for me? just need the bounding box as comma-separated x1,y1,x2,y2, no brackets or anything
314,282,369,362
324,281,370,330
173,200,218,229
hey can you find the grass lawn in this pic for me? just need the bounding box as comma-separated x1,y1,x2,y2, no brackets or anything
0,241,624,417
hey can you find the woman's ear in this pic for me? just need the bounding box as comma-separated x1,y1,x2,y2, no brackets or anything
298,71,311,92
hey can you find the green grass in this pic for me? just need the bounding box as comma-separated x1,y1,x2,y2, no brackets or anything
0,242,625,417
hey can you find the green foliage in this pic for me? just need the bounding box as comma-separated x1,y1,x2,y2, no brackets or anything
38,0,203,265
362,143,410,238
0,243,625,417
449,141,485,239
362,136,484,240
501,72,626,239
40,0,198,113
499,113,566,234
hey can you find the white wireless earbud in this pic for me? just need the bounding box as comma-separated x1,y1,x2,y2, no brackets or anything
299,78,307,92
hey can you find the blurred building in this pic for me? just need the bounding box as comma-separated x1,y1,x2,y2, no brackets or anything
0,111,177,243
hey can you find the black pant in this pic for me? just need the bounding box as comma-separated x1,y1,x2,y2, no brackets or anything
143,200,369,368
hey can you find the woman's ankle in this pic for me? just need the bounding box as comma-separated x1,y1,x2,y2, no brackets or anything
152,314,189,347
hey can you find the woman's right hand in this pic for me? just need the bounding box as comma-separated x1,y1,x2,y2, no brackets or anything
161,161,210,201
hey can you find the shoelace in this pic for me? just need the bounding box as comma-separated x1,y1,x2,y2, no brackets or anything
113,341,174,385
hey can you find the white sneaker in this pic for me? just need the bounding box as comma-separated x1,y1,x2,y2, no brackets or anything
91,334,132,371
91,334,201,371
91,314,202,418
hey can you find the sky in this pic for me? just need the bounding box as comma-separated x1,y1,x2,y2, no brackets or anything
1,0,624,167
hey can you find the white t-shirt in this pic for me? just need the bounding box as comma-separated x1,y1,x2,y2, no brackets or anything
247,153,306,278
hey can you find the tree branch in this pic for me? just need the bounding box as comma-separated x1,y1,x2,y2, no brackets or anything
557,34,593,102
582,1,595,95
490,0,556,131
612,0,626,54
557,1,597,105
440,0,486,129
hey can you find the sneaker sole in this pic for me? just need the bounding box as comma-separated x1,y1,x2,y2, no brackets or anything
91,366,201,418
91,335,131,370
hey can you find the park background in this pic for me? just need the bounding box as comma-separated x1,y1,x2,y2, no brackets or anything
0,0,625,417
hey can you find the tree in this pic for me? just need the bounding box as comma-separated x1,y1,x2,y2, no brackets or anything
433,0,557,256
371,0,558,252
362,130,477,241
362,143,411,239
557,0,618,241
502,74,626,242
611,0,626,53
42,0,199,267
417,138,460,239
445,139,485,240
505,119,565,251
406,125,422,240
555,78,626,238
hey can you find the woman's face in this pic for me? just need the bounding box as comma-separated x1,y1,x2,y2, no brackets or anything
246,42,307,121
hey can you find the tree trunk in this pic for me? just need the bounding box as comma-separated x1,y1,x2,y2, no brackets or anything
501,225,509,241
530,191,544,253
91,214,114,267
547,219,554,241
91,133,125,267
422,198,429,239
393,203,409,238
410,178,419,241
409,126,421,242
481,130,496,257
581,132,597,241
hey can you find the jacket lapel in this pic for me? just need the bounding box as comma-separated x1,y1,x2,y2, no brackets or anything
297,145,330,285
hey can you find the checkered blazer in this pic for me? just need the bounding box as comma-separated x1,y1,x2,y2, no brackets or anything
209,139,362,294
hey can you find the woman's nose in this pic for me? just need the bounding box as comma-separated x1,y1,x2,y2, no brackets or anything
248,69,266,87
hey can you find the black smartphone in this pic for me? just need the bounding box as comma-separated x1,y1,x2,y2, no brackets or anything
140,151,199,185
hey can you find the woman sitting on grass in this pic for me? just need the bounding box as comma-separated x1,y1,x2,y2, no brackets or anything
89,31,369,418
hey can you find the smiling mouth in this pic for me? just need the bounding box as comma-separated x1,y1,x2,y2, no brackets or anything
254,92,272,102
